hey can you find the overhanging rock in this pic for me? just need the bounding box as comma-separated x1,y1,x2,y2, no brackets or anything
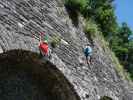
0,50,80,100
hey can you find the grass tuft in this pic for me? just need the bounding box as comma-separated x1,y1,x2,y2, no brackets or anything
51,35,61,48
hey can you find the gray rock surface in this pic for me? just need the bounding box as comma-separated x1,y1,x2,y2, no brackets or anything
0,0,133,100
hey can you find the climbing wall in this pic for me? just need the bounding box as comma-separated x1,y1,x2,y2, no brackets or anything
0,0,133,100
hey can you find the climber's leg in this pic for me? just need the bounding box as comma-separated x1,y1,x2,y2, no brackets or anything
48,49,52,59
86,55,89,65
90,55,92,64
89,55,92,64
39,48,43,58
39,48,47,59
88,56,91,65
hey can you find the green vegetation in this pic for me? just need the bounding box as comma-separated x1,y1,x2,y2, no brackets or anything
65,0,86,26
111,52,131,81
100,96,113,100
51,35,61,48
65,0,86,11
65,0,117,36
84,19,98,38
110,23,133,80
65,0,133,80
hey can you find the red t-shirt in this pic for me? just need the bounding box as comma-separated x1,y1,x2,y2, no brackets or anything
39,42,48,55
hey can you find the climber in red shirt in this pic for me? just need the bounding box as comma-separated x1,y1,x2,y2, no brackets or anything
38,32,49,57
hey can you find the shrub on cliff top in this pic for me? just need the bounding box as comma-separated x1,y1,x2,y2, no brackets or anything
84,19,99,38
65,0,86,12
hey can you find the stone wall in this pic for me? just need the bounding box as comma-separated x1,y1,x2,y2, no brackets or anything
0,0,133,100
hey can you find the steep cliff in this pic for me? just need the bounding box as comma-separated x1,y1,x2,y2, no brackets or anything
0,0,133,100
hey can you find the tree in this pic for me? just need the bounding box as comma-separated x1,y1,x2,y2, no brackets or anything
118,22,132,43
82,0,117,37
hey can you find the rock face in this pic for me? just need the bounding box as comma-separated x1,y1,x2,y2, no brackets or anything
0,50,80,100
0,0,133,100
